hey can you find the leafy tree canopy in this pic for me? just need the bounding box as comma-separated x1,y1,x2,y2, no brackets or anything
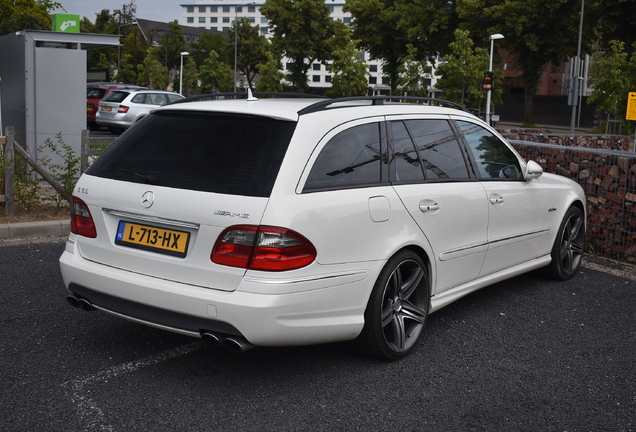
260,0,335,91
0,0,54,35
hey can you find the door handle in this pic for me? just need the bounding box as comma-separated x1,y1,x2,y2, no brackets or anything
419,200,439,212
489,194,504,205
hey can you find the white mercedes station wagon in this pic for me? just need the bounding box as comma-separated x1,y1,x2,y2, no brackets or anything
60,93,586,360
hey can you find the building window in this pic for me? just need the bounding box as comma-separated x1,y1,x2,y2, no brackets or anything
325,75,332,83
199,17,206,23
223,27,230,32
261,27,268,34
343,17,351,24
199,6,206,12
210,17,217,23
312,75,321,83
223,17,230,23
186,6,194,13
236,6,242,12
313,63,321,71
369,77,377,84
211,6,217,12
223,6,230,12
358,52,365,60
261,17,268,23
187,17,194,23
248,6,256,12
382,77,390,85
369,64,378,73
248,17,255,23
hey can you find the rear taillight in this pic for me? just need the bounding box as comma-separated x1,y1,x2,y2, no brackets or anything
118,105,129,113
212,225,316,271
70,196,97,238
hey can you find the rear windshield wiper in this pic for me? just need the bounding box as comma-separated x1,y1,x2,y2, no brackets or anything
98,168,159,185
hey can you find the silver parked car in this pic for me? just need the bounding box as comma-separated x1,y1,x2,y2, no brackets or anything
96,89,184,134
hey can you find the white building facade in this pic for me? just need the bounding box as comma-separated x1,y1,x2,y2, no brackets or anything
179,0,440,93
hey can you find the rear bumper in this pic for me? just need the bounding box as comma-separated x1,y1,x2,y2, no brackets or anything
59,240,378,347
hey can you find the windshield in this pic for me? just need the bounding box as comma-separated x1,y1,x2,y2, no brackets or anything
87,111,297,197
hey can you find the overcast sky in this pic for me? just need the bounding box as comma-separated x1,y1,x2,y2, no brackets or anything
53,0,184,24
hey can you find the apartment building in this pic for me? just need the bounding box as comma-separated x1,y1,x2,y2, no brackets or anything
179,0,441,93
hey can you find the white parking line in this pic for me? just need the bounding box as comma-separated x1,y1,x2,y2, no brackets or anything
581,261,636,281
62,341,203,432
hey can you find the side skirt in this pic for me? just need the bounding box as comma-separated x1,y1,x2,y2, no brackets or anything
429,255,552,313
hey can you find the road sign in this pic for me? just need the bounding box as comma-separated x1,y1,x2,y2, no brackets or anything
627,92,636,121
51,14,80,33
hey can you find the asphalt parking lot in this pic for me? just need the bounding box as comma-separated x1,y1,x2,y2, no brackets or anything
1,237,634,431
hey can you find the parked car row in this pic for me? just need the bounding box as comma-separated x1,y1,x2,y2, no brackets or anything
86,83,183,134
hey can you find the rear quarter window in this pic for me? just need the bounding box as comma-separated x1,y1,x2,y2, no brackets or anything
102,91,130,103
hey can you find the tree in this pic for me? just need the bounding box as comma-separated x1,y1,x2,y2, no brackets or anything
260,0,335,91
229,17,269,90
199,50,234,93
597,0,636,54
137,47,169,89
395,45,431,98
0,0,52,35
344,0,408,95
325,25,369,97
174,56,198,95
114,53,137,83
191,32,231,67
160,20,189,71
433,29,500,108
456,0,601,124
587,40,636,131
256,52,286,92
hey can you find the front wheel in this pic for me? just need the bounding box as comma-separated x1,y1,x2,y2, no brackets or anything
545,206,585,280
354,250,429,360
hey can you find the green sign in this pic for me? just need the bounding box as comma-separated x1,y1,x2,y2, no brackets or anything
51,14,80,33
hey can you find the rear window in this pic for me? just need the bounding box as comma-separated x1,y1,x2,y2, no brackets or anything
86,111,297,197
102,91,130,103
87,88,106,98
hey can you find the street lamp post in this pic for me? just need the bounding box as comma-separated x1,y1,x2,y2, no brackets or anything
117,21,137,70
485,33,504,126
179,51,190,95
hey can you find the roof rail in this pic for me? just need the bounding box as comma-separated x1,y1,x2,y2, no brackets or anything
297,96,473,115
169,92,326,105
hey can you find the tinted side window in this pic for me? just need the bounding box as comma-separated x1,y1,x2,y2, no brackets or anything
304,123,383,191
391,121,425,182
457,121,522,179
131,94,148,104
405,119,469,180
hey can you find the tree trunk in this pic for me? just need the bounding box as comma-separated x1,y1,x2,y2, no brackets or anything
524,92,534,125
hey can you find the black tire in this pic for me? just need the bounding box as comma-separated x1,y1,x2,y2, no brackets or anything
108,127,123,135
545,206,585,280
87,122,101,131
354,250,429,360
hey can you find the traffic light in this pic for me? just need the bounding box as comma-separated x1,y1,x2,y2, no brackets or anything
482,71,493,90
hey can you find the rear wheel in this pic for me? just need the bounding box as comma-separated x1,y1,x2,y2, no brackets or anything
545,206,585,280
354,250,429,360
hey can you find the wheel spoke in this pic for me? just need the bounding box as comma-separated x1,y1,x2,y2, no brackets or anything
399,265,425,300
400,302,428,324
381,300,394,328
388,315,407,352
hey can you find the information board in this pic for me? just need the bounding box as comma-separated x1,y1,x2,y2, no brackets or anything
627,92,636,121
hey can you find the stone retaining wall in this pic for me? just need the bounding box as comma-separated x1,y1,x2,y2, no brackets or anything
500,129,632,152
510,140,636,263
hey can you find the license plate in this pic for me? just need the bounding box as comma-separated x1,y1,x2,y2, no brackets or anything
102,106,112,111
115,221,190,258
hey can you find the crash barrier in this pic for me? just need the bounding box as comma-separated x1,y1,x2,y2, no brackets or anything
510,140,636,264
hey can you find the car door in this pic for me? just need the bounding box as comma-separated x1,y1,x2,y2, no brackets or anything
455,120,548,276
389,117,489,294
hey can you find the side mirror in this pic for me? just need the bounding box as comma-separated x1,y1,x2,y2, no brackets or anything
525,160,543,180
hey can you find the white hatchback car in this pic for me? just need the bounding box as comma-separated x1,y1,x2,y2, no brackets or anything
96,89,184,134
60,93,586,360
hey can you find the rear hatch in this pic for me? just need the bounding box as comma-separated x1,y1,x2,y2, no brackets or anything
77,110,297,292
97,90,130,120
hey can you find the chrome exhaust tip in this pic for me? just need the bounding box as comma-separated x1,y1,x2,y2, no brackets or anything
67,296,80,308
77,298,94,311
223,337,255,353
201,332,222,347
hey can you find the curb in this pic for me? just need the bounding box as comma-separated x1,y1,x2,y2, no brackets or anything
0,219,70,241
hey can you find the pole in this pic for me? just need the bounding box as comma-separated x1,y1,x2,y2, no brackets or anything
570,0,585,134
233,8,238,93
485,38,495,126
179,54,184,95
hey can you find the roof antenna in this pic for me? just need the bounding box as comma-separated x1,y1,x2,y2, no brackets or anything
246,88,258,101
